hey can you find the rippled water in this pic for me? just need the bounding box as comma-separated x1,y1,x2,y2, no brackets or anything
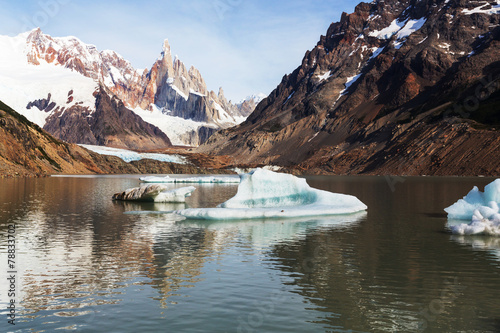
1,175,500,332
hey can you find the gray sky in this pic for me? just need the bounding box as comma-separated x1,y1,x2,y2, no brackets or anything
0,0,361,101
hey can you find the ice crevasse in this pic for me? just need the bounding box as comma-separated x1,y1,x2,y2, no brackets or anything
174,168,367,220
445,179,500,236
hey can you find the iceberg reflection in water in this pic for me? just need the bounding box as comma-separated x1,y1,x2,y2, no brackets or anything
177,212,367,247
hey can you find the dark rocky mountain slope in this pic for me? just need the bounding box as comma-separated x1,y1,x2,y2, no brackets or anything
0,100,231,177
42,87,172,150
199,0,500,176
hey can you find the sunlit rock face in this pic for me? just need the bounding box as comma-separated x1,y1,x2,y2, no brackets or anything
198,0,500,176
7,28,257,148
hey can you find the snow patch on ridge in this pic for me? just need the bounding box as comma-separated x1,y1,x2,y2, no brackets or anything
463,2,500,15
369,17,427,40
369,19,406,39
396,17,427,40
340,74,363,96
317,70,332,82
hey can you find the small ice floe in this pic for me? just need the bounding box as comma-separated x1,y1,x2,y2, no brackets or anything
140,175,240,184
445,179,500,236
174,168,367,220
112,184,196,203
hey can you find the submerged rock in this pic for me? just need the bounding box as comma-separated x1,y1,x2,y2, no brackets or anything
112,184,196,203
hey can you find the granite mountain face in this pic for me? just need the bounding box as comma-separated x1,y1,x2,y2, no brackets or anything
0,28,253,148
199,0,500,175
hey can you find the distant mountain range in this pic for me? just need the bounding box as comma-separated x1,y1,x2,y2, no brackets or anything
0,99,237,177
0,28,263,148
199,0,500,176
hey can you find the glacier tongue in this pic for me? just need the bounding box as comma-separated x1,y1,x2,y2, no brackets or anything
445,179,500,236
175,168,367,220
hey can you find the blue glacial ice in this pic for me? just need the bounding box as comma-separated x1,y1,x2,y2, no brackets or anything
80,144,187,164
140,175,240,184
445,179,500,235
112,184,196,203
174,168,367,220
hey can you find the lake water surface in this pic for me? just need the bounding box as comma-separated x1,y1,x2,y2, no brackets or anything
1,175,500,332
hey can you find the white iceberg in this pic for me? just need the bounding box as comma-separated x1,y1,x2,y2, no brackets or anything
445,179,500,235
174,168,367,220
140,175,240,184
112,184,196,203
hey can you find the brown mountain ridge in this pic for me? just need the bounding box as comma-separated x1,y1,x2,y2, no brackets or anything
198,0,500,176
0,100,232,177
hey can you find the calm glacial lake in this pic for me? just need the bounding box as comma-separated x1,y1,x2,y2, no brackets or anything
1,175,500,332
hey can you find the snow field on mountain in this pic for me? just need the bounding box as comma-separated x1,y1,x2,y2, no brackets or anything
132,105,218,146
0,32,98,127
0,29,259,148
79,144,188,164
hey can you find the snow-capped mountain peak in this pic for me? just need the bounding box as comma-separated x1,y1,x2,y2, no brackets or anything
239,93,268,105
0,28,255,147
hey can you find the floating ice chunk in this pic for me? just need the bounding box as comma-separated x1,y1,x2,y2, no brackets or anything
112,185,196,203
140,176,240,184
445,180,500,219
445,186,485,220
445,179,500,236
175,169,367,220
449,210,500,235
484,179,500,203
